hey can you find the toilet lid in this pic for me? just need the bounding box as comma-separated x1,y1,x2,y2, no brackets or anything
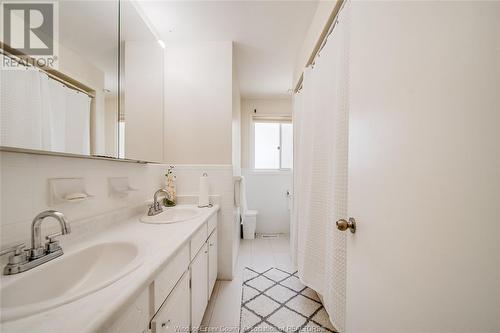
246,209,258,217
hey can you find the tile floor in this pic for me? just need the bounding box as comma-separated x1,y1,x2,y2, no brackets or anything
201,235,298,332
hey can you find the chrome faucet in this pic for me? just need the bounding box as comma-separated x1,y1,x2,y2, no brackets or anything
0,210,71,275
30,210,71,259
148,189,168,216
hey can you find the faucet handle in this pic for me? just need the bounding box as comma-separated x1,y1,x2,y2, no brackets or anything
0,243,28,265
0,243,26,256
45,233,65,253
45,232,63,242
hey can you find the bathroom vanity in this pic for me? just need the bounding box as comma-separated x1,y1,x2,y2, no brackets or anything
0,205,220,333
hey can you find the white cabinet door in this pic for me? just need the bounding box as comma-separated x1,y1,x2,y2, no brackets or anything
153,244,189,313
208,229,217,299
190,243,208,330
151,271,190,333
107,287,150,333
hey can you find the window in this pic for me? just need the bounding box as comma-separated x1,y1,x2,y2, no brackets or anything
254,120,293,170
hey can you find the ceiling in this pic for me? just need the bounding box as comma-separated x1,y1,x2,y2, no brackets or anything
137,0,319,98
59,0,156,95
59,1,119,92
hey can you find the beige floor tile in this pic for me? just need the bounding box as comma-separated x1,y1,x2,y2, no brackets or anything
252,238,273,255
270,235,291,253
248,256,276,271
208,279,243,330
274,252,296,272
201,282,221,327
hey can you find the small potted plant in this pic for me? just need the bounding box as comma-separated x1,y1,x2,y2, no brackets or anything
163,165,177,207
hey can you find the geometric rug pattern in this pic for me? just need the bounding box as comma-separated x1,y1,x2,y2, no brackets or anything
240,267,337,333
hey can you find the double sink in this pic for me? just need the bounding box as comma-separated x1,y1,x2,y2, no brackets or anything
0,206,201,322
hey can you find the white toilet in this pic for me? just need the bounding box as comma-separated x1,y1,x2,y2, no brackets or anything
235,176,258,239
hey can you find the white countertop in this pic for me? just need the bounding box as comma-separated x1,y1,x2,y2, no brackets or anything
0,204,220,333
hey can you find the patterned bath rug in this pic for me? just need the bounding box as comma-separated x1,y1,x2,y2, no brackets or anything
240,267,337,333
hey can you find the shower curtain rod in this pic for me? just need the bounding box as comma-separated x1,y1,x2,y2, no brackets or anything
0,43,95,98
293,0,346,93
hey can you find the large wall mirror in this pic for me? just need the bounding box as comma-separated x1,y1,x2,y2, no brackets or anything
0,0,164,162
120,1,165,162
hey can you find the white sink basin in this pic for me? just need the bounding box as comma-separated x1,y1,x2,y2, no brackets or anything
0,242,141,321
140,207,200,224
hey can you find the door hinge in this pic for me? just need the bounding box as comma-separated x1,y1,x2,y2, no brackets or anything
189,278,192,289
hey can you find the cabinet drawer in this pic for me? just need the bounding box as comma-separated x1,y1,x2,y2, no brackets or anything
153,243,189,313
207,214,217,235
190,223,207,261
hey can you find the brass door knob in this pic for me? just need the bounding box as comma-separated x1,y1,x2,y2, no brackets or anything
336,217,356,233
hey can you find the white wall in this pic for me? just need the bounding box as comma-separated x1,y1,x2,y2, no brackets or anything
124,41,164,162
0,151,164,246
232,54,242,177
164,42,233,165
242,169,292,234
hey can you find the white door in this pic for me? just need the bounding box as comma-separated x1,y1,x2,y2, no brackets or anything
151,272,190,333
191,243,208,330
345,1,500,333
208,230,218,299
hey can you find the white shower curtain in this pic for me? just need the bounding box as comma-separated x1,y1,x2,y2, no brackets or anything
43,74,91,155
292,4,350,332
0,67,45,150
43,75,67,152
0,56,91,155
64,86,91,155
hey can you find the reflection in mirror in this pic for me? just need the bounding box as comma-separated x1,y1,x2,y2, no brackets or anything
0,0,119,158
120,1,165,162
